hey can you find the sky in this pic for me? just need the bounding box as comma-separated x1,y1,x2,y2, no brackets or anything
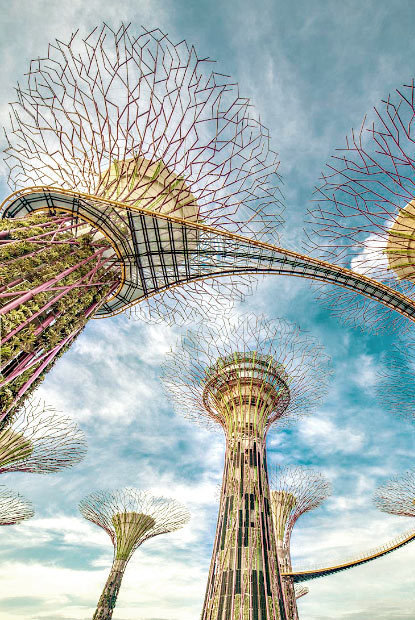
0,1,415,619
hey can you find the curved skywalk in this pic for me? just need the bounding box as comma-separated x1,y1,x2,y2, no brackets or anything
2,186,415,321
283,527,415,582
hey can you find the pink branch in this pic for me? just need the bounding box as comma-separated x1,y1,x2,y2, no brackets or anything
0,246,107,315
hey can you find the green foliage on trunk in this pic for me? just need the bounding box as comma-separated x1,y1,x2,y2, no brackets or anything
0,212,118,417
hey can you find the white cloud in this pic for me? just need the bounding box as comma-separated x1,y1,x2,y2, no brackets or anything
299,416,365,455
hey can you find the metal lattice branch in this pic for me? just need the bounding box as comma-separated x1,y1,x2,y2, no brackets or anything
162,314,331,432
0,485,34,524
373,470,415,517
0,399,87,473
1,22,285,325
305,82,415,331
4,24,283,242
269,466,331,549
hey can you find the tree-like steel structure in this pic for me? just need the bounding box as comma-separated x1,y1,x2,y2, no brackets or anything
0,399,86,473
0,485,34,525
162,314,331,620
374,470,415,518
269,466,331,620
0,23,283,417
79,487,189,620
375,337,415,421
4,24,415,418
305,82,415,331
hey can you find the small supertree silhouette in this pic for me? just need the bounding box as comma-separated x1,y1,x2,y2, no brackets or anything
376,337,415,422
0,399,87,473
269,466,331,620
373,470,415,517
79,487,190,620
0,485,34,524
294,585,308,600
163,314,331,620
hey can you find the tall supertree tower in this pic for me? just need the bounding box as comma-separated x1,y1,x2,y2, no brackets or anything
0,399,86,473
305,80,415,331
269,466,331,620
373,470,415,518
0,485,34,525
162,314,331,620
79,487,190,620
3,25,415,418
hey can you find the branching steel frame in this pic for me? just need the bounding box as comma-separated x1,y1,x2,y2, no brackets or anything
2,186,415,322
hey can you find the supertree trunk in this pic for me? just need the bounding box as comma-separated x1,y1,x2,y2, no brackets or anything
276,547,298,620
0,212,119,417
202,434,285,620
93,558,127,620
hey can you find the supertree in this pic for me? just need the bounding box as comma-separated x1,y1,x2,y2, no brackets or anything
269,466,331,620
3,25,415,419
375,337,415,421
373,470,415,518
305,81,415,331
79,487,190,620
0,399,86,473
162,314,331,620
0,485,34,525
0,22,283,417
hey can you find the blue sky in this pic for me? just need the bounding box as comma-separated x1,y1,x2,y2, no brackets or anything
0,1,415,619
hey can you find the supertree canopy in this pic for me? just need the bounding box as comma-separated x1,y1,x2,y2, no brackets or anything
0,485,34,525
79,487,190,620
0,399,87,473
373,470,415,517
269,466,331,620
4,25,415,418
162,314,331,620
305,82,415,331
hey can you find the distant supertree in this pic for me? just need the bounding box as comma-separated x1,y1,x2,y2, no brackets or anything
0,485,34,525
376,337,415,421
163,314,331,620
4,25,415,419
0,399,86,473
269,466,331,620
79,487,190,620
373,470,415,517
294,585,309,600
305,81,415,331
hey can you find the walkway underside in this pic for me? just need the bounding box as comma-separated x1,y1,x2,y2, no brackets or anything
2,187,415,321
284,527,415,583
